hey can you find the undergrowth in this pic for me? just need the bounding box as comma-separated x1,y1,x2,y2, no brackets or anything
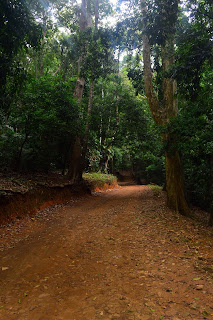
83,173,117,190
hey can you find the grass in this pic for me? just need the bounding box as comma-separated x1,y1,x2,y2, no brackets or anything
148,184,163,191
83,172,118,191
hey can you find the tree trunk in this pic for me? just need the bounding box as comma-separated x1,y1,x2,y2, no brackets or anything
73,75,85,100
81,79,94,170
141,0,190,216
73,0,91,99
4,112,10,134
94,0,99,30
104,146,111,173
68,0,91,182
16,132,29,171
34,52,38,78
40,28,46,77
166,152,190,215
53,65,61,76
68,137,82,182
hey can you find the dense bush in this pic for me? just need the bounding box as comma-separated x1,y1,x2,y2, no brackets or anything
0,76,79,171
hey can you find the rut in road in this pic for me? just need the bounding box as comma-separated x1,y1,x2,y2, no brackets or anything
0,185,212,320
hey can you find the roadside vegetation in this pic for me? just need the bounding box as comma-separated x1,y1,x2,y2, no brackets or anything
83,173,118,191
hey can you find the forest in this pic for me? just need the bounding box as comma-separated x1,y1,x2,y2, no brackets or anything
0,0,213,223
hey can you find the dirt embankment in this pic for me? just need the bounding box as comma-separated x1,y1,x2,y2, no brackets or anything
0,172,118,225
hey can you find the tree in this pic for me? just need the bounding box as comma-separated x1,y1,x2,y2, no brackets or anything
173,0,213,224
175,0,213,101
0,0,41,88
67,0,92,182
0,75,78,172
0,0,41,130
68,0,114,182
140,0,190,216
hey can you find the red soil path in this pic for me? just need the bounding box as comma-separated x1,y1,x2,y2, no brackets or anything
0,185,212,320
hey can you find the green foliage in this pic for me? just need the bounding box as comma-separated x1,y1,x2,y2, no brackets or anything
77,27,115,80
144,0,179,45
83,172,116,184
0,75,79,171
125,53,145,96
165,62,213,210
0,0,41,88
87,74,165,184
83,172,117,191
175,3,213,100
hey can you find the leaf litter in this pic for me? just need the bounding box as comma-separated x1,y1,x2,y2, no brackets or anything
0,184,212,319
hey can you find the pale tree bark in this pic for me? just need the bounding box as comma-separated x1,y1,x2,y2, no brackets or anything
103,105,119,173
40,12,47,77
94,0,99,30
34,52,38,78
73,0,91,99
68,0,92,182
103,44,120,173
80,0,99,171
40,29,45,77
81,79,94,169
141,0,190,216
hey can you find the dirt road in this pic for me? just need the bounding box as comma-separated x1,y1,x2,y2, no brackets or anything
0,185,213,320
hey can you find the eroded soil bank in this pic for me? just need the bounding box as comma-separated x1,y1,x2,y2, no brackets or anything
0,172,117,225
0,185,213,320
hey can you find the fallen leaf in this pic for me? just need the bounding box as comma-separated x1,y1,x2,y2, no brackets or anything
1,267,9,271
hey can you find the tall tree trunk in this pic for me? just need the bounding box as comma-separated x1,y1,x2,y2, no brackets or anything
4,112,10,134
74,0,91,99
104,146,111,173
16,132,29,171
79,0,98,173
81,79,94,170
165,152,189,215
68,137,82,182
103,44,120,173
53,65,61,76
34,52,38,78
68,0,91,182
40,10,47,78
73,74,85,100
141,0,190,216
40,28,46,77
94,0,99,30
